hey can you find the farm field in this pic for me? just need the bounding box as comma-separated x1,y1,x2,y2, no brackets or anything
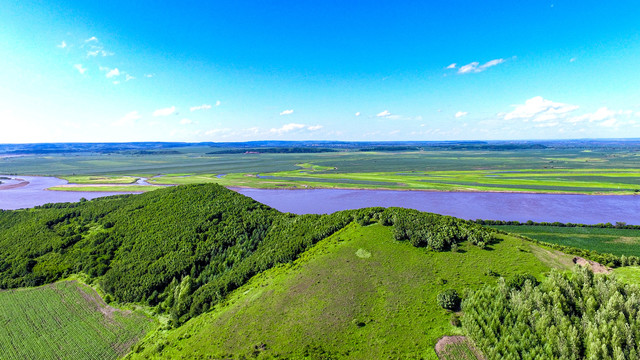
490,225,640,257
46,166,640,195
0,281,154,360
2,146,639,175
127,222,569,359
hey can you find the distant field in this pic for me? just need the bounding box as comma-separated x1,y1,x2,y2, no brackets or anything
2,146,640,175
4,146,639,194
128,223,569,359
490,225,640,257
0,281,154,360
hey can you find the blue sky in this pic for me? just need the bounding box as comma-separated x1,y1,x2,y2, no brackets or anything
1,0,639,143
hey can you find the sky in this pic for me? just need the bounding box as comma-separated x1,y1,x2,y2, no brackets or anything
1,0,639,143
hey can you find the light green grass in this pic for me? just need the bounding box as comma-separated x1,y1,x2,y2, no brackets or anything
60,175,139,184
613,266,640,285
48,185,162,192
127,223,569,359
0,280,154,360
490,225,640,257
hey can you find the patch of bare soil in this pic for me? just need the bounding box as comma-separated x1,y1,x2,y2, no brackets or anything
74,281,131,322
573,256,612,274
435,336,485,360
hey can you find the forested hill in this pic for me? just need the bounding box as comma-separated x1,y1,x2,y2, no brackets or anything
0,184,493,325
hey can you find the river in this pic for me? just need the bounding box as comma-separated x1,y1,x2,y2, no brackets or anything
0,175,141,210
233,188,640,225
1,175,638,224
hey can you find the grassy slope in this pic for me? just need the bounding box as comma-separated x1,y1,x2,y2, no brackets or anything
490,225,640,257
613,266,640,285
0,281,154,360
129,223,569,359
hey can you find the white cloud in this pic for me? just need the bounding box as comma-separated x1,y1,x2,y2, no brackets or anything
57,41,67,49
446,63,456,69
355,112,361,116
534,122,559,128
153,106,176,117
270,123,305,134
458,62,479,74
144,74,154,78
455,111,468,118
105,68,120,78
113,111,141,126
125,74,135,81
280,109,294,115
190,104,212,112
269,123,323,134
567,107,633,128
377,110,391,117
570,58,576,63
73,64,87,74
179,118,193,125
504,96,579,122
458,58,506,74
85,36,98,43
87,49,113,57
215,100,221,106
205,128,232,136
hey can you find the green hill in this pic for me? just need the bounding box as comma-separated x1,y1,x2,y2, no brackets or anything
126,222,569,359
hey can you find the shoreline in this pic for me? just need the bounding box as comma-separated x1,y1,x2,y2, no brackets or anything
0,179,29,191
225,184,640,196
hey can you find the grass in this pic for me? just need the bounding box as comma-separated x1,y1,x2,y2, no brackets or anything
127,223,570,359
613,266,640,285
0,280,154,360
490,225,640,257
48,185,162,192
59,175,139,184
70,167,640,195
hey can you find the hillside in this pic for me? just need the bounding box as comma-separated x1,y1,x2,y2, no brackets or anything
127,222,568,359
0,184,494,325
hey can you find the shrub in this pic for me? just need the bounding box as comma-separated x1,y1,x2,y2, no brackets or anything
437,289,461,311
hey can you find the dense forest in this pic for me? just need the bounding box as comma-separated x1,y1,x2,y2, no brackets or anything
0,184,494,325
463,267,640,359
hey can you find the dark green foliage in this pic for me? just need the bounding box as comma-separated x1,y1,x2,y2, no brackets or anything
0,184,495,325
382,208,494,250
437,289,461,311
463,267,640,359
505,273,539,290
